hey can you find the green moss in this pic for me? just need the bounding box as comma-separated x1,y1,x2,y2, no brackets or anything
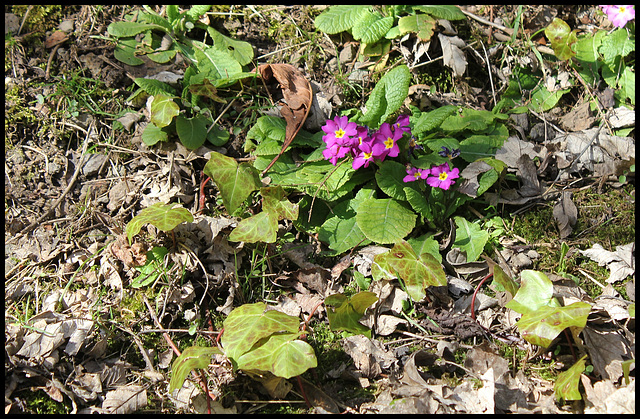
10,5,70,34
22,389,71,414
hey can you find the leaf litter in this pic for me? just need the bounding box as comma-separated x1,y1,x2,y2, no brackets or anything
4,4,635,415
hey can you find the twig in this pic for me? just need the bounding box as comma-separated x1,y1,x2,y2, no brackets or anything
20,123,93,234
45,44,61,79
480,41,497,106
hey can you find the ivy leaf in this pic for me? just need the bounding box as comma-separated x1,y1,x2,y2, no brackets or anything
515,302,591,348
132,246,172,288
125,202,193,245
452,216,489,262
141,122,168,146
150,94,180,128
325,292,378,337
492,264,519,298
236,333,317,379
176,114,208,150
228,211,278,243
356,198,416,244
386,240,447,301
203,151,261,215
505,270,555,315
545,18,577,61
221,303,300,362
356,65,411,129
261,186,299,221
314,5,369,34
169,346,222,392
555,355,588,401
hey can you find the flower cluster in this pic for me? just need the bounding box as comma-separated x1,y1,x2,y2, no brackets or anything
321,115,410,170
403,162,460,191
600,5,635,28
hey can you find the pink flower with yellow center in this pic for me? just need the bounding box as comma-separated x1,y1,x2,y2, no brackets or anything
373,122,401,160
322,115,358,144
600,5,635,27
403,167,431,183
426,162,460,190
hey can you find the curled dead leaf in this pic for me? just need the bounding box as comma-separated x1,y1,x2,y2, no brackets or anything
257,64,312,173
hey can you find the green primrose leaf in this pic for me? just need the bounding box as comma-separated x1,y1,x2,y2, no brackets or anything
108,21,165,37
169,346,222,392
411,105,458,135
600,28,635,64
314,5,369,34
325,292,378,337
404,187,433,221
412,5,466,20
206,27,254,65
555,355,588,401
351,10,394,44
516,302,591,348
398,13,437,41
186,5,212,21
113,37,145,66
194,46,242,81
125,202,193,244
492,264,519,298
505,270,555,314
318,199,369,253
386,240,447,302
530,85,570,112
176,114,208,149
221,303,300,362
376,160,413,201
452,216,489,262
356,65,411,129
228,211,278,243
356,198,416,244
203,151,261,214
150,94,180,127
132,246,171,288
134,78,178,97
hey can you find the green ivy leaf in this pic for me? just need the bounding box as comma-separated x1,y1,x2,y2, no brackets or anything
203,151,261,215
356,198,416,244
351,10,394,44
236,333,316,379
314,5,369,34
407,233,442,263
325,292,378,337
530,85,570,113
229,211,278,243
505,270,555,315
188,78,226,103
132,246,172,288
356,65,411,129
125,202,193,244
169,346,222,392
555,355,588,401
492,264,519,298
141,122,168,146
221,303,300,362
516,302,591,348
150,94,180,128
176,114,208,150
386,240,447,302
398,13,437,41
544,18,577,61
261,186,299,221
452,216,489,262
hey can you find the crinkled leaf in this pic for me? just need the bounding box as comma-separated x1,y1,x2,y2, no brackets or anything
314,5,369,34
412,5,466,20
386,240,447,301
452,216,489,262
356,198,416,244
505,270,554,314
203,151,261,214
228,211,278,243
516,302,591,348
169,346,222,392
126,202,193,244
600,27,635,64
356,65,411,129
150,94,180,128
376,160,416,201
325,292,378,338
176,114,208,149
185,5,212,21
221,303,300,362
134,78,177,97
555,355,588,401
236,334,316,379
188,78,226,103
351,10,394,44
411,105,458,135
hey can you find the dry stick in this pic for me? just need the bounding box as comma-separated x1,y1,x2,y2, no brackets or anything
480,40,497,106
20,123,93,234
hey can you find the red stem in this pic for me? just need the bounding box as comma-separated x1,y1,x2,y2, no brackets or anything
470,272,494,322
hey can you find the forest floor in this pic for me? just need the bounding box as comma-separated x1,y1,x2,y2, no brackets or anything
5,5,635,414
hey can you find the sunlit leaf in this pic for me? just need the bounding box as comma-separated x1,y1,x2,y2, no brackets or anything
505,270,555,314
169,346,222,392
356,198,416,244
228,211,278,243
325,292,378,337
236,334,316,379
386,240,447,301
204,151,261,214
554,355,588,401
452,216,489,262
516,302,591,348
125,202,193,244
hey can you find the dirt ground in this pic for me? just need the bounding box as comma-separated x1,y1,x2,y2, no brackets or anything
5,5,635,414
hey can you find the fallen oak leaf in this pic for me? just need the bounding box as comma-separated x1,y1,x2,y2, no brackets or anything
257,64,312,174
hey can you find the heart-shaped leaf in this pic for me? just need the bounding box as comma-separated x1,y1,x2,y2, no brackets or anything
236,333,317,379
554,355,588,401
505,270,555,314
356,198,416,244
228,211,278,243
325,292,378,337
125,202,193,244
150,94,180,127
386,240,447,301
169,346,222,392
452,216,489,262
204,151,261,215
515,302,591,348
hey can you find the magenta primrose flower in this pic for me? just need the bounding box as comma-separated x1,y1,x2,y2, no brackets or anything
322,115,358,143
373,122,402,160
403,166,431,183
600,5,635,27
392,114,411,134
426,162,460,190
353,140,385,170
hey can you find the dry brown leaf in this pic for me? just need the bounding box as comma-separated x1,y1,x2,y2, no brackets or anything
257,63,312,173
44,30,68,48
553,190,578,239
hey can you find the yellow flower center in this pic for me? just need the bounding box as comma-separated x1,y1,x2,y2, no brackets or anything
619,6,627,13
384,137,394,149
364,151,373,160
413,171,421,179
335,128,345,138
439,172,448,181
